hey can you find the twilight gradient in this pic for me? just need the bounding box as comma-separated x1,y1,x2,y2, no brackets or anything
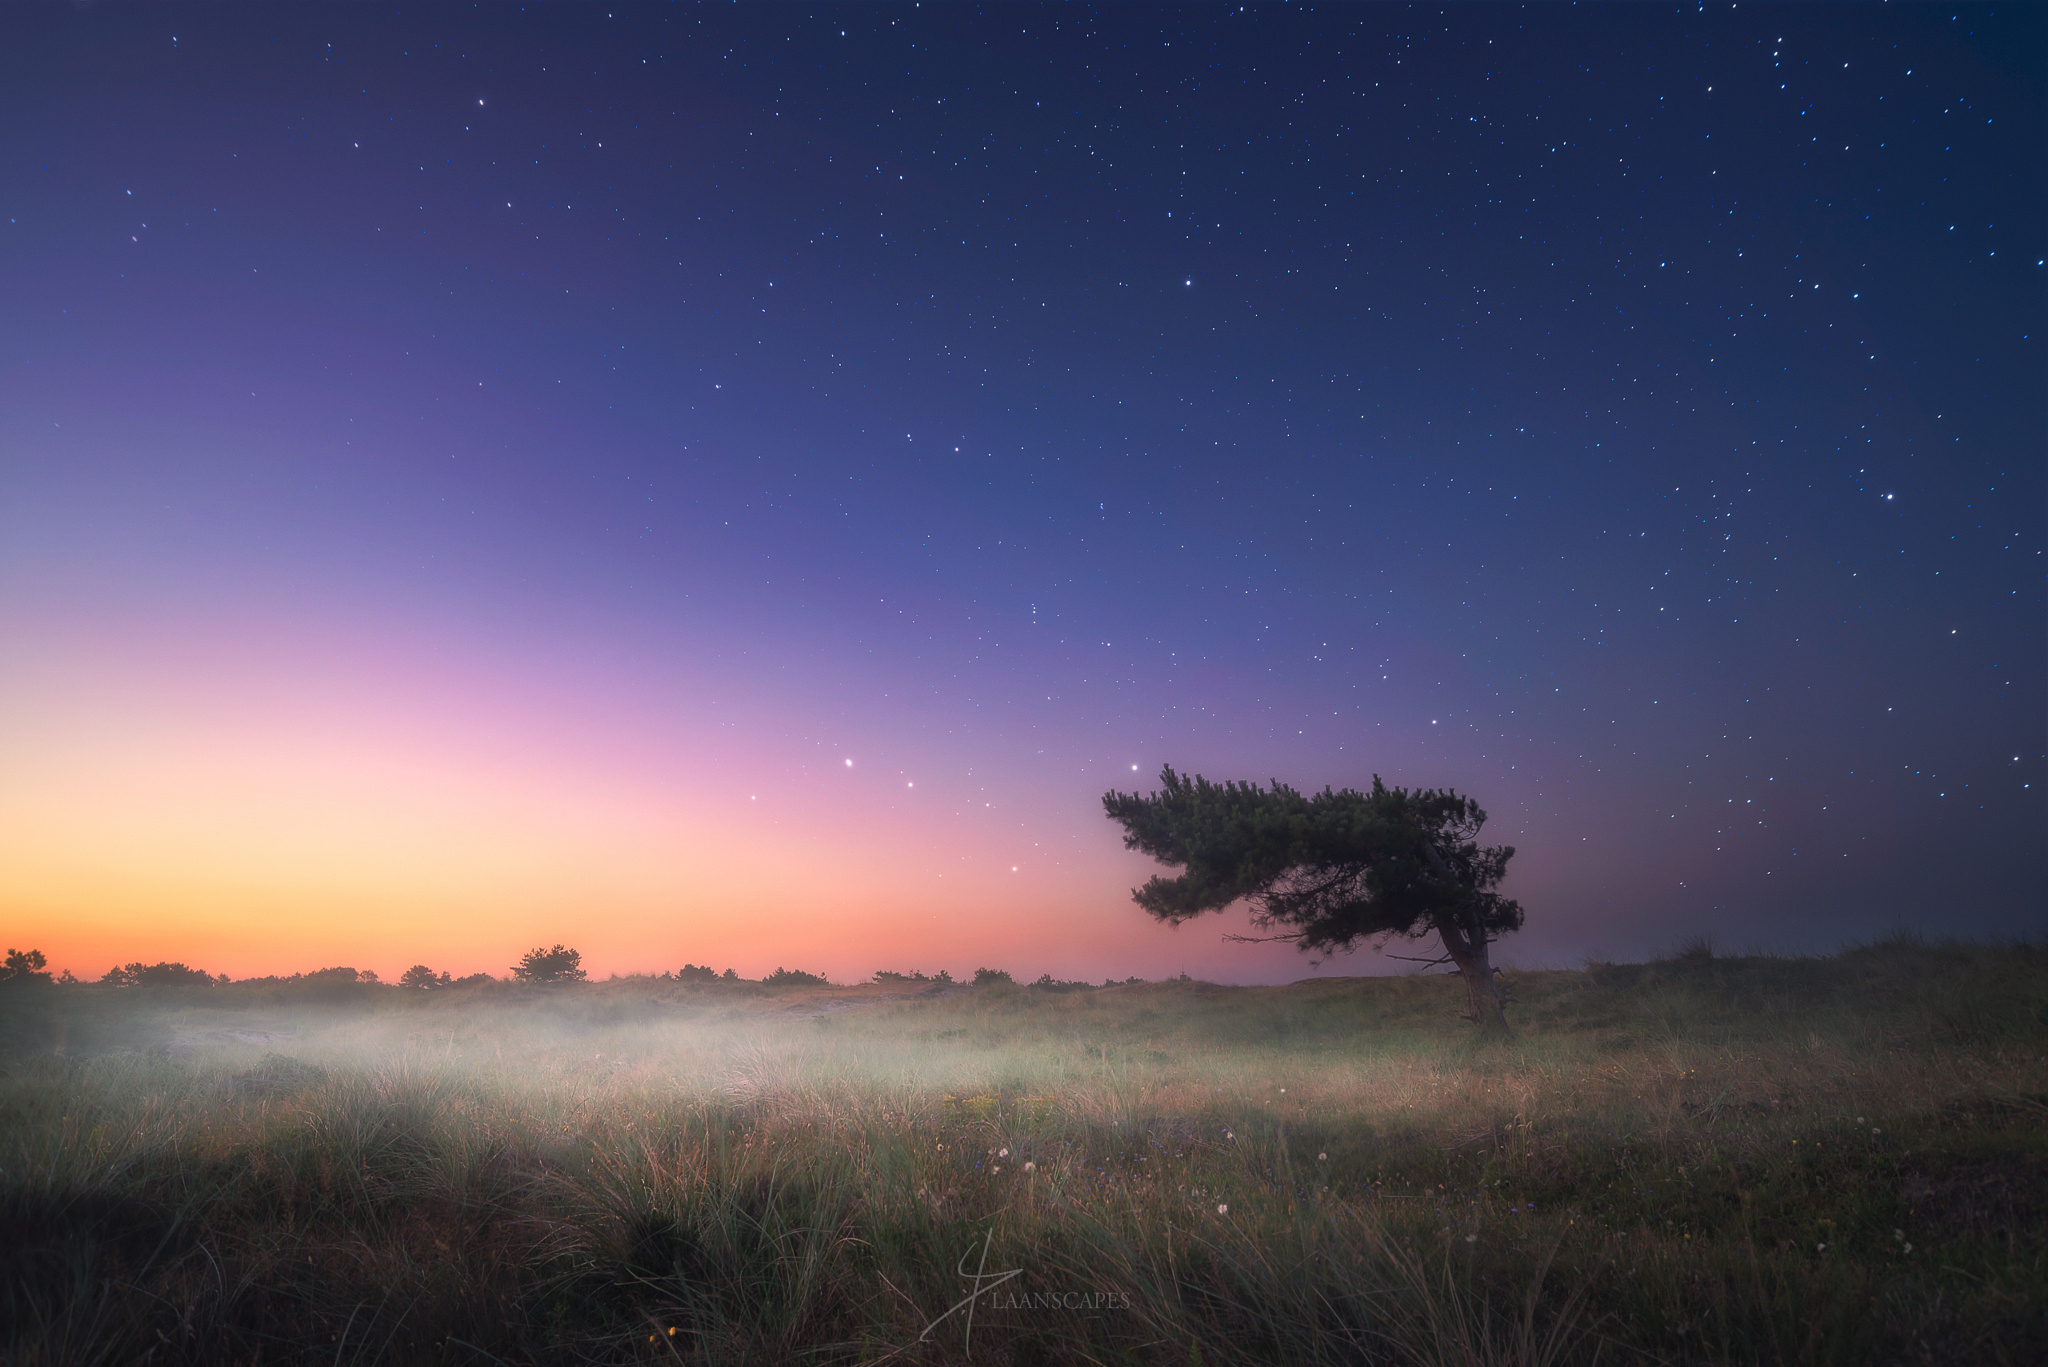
1,5,2040,983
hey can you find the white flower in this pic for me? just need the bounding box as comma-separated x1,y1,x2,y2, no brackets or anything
1216,1203,1228,1215
1024,1161,1035,1172
1318,1152,1327,1161
1903,1242,1912,1253
998,1148,1008,1157
1466,1234,1477,1243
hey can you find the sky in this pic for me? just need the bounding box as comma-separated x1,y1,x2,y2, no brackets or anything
1,3,2040,985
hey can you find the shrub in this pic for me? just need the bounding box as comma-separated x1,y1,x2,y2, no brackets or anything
675,964,723,983
1031,973,1094,992
511,945,586,984
398,964,453,990
972,967,1013,986
873,969,952,984
763,967,828,987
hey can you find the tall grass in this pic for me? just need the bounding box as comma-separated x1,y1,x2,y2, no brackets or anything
1,937,2042,1364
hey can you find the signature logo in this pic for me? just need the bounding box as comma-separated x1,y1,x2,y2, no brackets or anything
917,1229,1023,1358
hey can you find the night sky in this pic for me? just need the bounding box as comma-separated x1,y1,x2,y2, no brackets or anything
2,4,2041,983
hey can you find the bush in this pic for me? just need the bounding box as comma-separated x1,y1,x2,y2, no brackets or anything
972,967,1013,986
511,945,586,984
873,969,952,984
398,965,453,990
1031,973,1094,993
674,964,724,983
762,967,828,987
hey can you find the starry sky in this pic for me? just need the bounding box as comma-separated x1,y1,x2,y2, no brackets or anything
2,3,2040,984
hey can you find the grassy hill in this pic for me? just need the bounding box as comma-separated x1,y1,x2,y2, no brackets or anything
1,936,2042,1364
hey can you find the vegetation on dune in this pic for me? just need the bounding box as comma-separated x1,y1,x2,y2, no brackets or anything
0,936,2042,1365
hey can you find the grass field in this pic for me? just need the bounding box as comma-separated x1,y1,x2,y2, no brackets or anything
1,935,2043,1365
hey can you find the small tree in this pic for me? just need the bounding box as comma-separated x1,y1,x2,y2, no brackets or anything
399,964,452,990
1104,767,1525,1030
1,948,51,985
511,944,586,984
972,967,1013,986
675,963,722,983
763,967,827,987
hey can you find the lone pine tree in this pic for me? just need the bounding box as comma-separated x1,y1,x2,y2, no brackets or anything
1103,767,1525,1030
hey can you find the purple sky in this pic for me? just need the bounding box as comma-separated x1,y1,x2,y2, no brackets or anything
2,4,2041,982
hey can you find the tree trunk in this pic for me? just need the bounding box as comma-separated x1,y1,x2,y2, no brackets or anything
1434,908,1511,1035
1417,841,1512,1033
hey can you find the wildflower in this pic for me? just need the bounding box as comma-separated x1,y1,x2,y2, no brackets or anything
1903,1242,1912,1253
999,1148,1008,1157
993,1166,1001,1174
1318,1152,1327,1161
1466,1234,1476,1242
1217,1203,1228,1215
1024,1161,1036,1172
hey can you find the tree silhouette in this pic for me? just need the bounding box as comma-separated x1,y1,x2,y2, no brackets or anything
1104,767,1525,1030
1,948,51,985
100,961,214,987
511,944,586,983
399,964,453,990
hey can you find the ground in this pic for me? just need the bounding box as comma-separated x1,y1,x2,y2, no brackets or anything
0,936,2042,1365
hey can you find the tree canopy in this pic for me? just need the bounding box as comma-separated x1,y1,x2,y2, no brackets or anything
511,944,586,984
1,948,51,986
1103,767,1525,1027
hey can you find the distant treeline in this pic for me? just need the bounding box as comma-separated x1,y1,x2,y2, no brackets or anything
2,946,1154,993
